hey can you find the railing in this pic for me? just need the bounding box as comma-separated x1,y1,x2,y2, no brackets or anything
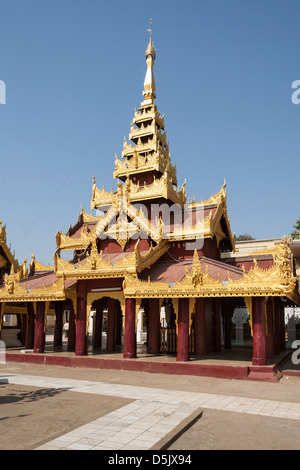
160,327,177,353
160,327,195,354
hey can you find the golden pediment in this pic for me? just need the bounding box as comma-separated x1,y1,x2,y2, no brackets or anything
56,224,95,252
0,265,65,302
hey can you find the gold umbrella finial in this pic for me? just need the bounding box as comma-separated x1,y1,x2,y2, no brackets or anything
147,18,152,39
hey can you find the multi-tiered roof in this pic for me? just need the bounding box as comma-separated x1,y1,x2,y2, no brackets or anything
0,28,298,308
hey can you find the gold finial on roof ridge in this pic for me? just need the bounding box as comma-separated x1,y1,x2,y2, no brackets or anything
145,18,156,60
143,19,156,103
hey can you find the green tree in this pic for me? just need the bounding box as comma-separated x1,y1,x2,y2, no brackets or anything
236,234,255,241
291,217,300,240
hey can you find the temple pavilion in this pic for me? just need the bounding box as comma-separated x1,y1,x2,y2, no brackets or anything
0,29,299,376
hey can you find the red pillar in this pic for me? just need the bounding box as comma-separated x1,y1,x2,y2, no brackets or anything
75,280,88,356
176,298,190,362
148,298,160,354
266,298,275,360
93,299,103,349
106,298,115,353
34,302,45,354
252,297,267,366
54,302,64,348
25,303,35,349
123,298,136,359
194,298,206,355
67,302,75,352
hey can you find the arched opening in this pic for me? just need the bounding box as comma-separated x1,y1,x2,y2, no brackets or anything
91,297,123,354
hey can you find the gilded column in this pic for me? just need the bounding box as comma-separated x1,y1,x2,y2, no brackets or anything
176,298,190,362
123,298,136,359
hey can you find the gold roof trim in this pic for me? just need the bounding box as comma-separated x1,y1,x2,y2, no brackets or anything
135,239,171,272
30,253,54,272
91,170,186,209
56,225,95,252
113,151,177,185
123,239,299,301
0,265,65,303
54,239,138,280
0,220,19,271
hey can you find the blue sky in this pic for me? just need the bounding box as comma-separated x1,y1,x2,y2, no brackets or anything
1,0,300,265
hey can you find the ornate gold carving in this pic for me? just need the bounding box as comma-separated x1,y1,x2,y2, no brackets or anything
135,239,171,272
91,170,186,209
54,243,138,279
0,265,65,302
30,253,54,272
185,181,235,249
56,224,97,252
0,220,19,272
121,238,299,303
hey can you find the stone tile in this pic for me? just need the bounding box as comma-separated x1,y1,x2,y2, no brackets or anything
4,371,300,453
98,440,123,449
76,437,104,446
66,443,94,450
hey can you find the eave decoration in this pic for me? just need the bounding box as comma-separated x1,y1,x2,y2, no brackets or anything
122,238,299,303
0,220,19,272
0,264,66,303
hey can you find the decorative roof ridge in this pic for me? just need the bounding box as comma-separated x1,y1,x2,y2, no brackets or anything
0,220,19,271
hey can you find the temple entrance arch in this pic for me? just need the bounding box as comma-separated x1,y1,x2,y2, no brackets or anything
159,298,177,354
87,291,125,354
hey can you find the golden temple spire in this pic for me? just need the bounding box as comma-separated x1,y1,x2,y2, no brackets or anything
143,19,156,104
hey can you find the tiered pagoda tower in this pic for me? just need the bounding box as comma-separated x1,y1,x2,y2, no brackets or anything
114,30,177,191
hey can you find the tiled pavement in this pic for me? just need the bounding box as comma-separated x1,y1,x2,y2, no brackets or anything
1,373,300,450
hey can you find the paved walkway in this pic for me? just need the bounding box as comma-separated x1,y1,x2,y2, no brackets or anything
1,372,300,450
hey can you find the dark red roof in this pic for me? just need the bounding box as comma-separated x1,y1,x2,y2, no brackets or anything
139,255,244,284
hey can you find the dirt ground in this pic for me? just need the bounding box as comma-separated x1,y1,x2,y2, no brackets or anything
169,409,300,450
0,383,132,450
1,361,300,450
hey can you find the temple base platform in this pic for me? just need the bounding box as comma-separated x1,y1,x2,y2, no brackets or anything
3,339,296,383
